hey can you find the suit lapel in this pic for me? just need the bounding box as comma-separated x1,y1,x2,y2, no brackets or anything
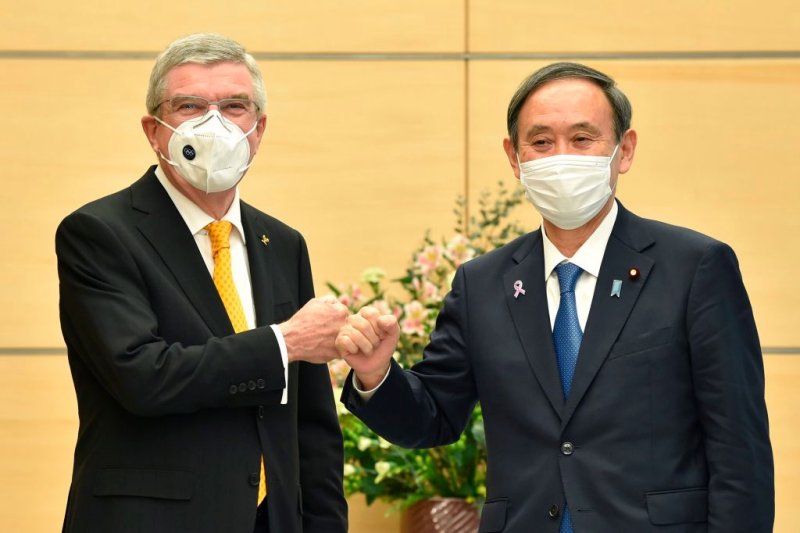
240,204,293,327
560,205,655,429
503,231,565,418
131,169,233,336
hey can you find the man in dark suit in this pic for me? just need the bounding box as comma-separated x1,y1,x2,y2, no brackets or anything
56,33,347,533
337,63,774,532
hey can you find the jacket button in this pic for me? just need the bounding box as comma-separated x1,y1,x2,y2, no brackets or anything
248,380,257,391
248,473,260,487
229,385,238,395
561,441,574,455
548,504,560,519
256,378,265,389
238,382,247,393
257,405,265,420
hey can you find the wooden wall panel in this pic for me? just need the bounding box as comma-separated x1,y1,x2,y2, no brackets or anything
0,59,153,347
241,60,465,296
0,0,464,53
0,355,77,533
765,355,800,531
0,58,464,346
468,59,800,346
469,0,800,53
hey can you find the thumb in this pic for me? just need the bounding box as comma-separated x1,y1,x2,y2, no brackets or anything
377,315,400,337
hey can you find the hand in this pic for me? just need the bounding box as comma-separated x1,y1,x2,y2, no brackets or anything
336,306,400,390
279,296,349,364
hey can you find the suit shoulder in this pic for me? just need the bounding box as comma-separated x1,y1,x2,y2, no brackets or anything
623,210,735,263
461,231,538,273
636,213,724,246
240,201,305,245
58,168,160,228
58,186,133,233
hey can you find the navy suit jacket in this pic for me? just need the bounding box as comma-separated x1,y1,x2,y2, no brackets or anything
343,202,773,532
57,167,347,533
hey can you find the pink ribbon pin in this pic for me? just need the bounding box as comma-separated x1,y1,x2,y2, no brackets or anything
513,280,526,299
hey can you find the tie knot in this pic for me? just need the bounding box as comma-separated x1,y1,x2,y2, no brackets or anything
206,221,233,254
555,262,583,294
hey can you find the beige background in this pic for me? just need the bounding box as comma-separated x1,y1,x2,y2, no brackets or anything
0,1,797,531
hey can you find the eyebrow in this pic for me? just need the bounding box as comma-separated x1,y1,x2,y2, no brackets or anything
524,121,603,138
170,93,253,100
570,121,603,135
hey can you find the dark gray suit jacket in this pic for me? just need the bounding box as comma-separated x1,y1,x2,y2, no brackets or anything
343,203,773,532
57,167,346,533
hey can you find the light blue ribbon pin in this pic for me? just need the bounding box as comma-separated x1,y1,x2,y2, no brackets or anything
610,279,622,298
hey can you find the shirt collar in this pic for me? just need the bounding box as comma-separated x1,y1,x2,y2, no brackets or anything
542,200,618,280
154,165,246,243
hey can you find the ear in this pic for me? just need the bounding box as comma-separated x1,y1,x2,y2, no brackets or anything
617,128,637,174
502,137,521,180
141,115,161,153
250,114,268,155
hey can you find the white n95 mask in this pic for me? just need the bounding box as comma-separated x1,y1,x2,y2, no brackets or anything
155,110,257,193
518,144,619,230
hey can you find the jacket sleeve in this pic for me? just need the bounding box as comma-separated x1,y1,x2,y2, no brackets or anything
56,210,286,417
293,236,348,532
687,241,774,532
342,266,479,449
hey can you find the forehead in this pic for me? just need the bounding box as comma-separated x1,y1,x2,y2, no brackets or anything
519,78,614,132
165,61,254,98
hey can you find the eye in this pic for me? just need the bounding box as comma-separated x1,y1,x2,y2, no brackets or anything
220,99,252,116
531,138,551,148
170,97,206,115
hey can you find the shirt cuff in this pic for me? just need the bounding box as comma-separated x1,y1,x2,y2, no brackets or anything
352,366,392,401
269,324,289,405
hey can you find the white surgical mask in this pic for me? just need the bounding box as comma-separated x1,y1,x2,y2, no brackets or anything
155,110,257,193
518,145,619,230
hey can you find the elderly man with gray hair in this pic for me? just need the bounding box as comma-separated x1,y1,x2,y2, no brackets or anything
56,33,347,533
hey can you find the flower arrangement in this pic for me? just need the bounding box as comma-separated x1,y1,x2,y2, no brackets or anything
327,182,526,512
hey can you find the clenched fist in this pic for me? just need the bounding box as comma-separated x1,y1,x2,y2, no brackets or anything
336,306,400,390
279,296,349,364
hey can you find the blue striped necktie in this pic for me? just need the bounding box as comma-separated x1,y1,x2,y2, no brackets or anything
553,261,583,533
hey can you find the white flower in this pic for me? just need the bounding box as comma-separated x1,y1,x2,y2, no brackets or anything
343,464,357,477
444,234,476,267
357,436,373,451
415,245,443,275
446,269,457,290
378,437,392,449
374,461,392,483
400,300,427,337
361,267,386,284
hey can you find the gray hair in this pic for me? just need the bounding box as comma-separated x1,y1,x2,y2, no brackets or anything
146,33,266,117
507,62,632,149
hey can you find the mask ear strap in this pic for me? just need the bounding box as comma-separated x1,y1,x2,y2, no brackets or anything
242,120,259,137
158,151,179,168
153,116,179,134
152,117,178,166
235,121,259,172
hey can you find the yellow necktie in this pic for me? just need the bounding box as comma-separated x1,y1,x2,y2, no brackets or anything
207,221,248,333
206,221,268,504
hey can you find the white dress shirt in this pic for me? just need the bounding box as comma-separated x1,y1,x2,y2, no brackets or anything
155,166,288,403
542,200,618,332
